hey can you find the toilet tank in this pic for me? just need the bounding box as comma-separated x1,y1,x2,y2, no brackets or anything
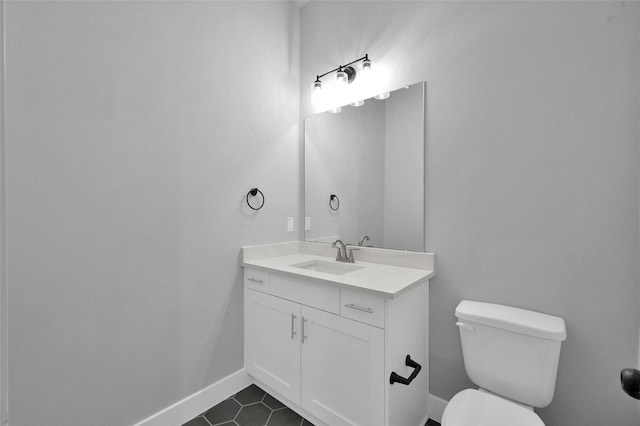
455,300,566,408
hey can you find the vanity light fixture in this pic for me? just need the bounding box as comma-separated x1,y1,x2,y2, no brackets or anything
312,54,373,94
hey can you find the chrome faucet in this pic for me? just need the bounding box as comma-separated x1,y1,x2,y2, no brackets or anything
358,235,370,246
331,239,355,263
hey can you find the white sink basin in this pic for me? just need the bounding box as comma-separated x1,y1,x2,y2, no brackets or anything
291,259,363,276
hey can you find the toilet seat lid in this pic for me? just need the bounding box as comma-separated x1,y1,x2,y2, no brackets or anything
442,389,545,426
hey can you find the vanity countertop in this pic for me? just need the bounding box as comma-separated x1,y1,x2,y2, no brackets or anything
241,241,435,299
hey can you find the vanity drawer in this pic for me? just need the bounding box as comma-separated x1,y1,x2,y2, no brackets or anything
270,273,340,314
340,288,386,328
244,268,270,293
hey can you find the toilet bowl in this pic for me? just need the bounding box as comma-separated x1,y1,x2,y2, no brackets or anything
441,300,566,426
442,389,544,426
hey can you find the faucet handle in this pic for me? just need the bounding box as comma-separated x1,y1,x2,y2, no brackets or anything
332,240,345,261
345,245,358,263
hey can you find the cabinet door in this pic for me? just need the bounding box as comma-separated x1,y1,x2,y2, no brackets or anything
300,306,384,426
246,289,301,404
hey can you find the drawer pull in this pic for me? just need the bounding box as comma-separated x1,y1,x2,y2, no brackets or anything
247,277,264,284
345,303,373,314
390,355,422,386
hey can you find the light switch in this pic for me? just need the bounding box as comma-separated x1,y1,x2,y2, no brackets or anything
287,217,294,232
305,217,311,231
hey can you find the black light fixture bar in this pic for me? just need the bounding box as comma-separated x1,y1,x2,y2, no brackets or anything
315,54,370,82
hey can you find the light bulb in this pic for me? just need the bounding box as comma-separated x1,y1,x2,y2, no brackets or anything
374,92,390,100
362,58,372,72
330,107,342,114
336,70,347,86
311,80,323,105
351,100,364,107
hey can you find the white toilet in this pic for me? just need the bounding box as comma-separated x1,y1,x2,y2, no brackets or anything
441,300,567,426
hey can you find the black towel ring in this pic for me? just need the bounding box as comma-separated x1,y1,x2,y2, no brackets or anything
329,194,340,211
246,188,265,211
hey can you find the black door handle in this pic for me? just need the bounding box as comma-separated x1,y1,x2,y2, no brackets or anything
390,355,422,385
621,368,640,399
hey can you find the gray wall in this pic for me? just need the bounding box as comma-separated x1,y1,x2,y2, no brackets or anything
5,2,299,425
300,2,640,425
0,1,7,423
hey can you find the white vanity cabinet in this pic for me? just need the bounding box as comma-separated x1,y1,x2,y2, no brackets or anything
244,266,429,426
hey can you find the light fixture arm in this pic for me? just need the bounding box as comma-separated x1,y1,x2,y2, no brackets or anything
315,54,370,81
342,54,369,70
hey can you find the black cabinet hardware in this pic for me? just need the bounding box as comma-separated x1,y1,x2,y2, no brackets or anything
390,355,422,385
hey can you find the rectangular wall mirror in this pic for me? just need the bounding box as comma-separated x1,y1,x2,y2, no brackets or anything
304,81,426,252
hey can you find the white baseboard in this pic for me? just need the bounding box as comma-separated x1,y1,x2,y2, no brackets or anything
428,393,449,424
419,412,430,426
133,368,248,426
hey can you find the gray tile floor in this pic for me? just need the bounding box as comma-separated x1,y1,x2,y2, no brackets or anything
182,384,314,426
182,383,442,426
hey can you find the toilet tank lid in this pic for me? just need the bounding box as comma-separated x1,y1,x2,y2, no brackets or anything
455,300,567,341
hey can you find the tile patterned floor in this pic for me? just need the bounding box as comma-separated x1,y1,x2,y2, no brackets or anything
182,384,314,426
182,383,442,426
